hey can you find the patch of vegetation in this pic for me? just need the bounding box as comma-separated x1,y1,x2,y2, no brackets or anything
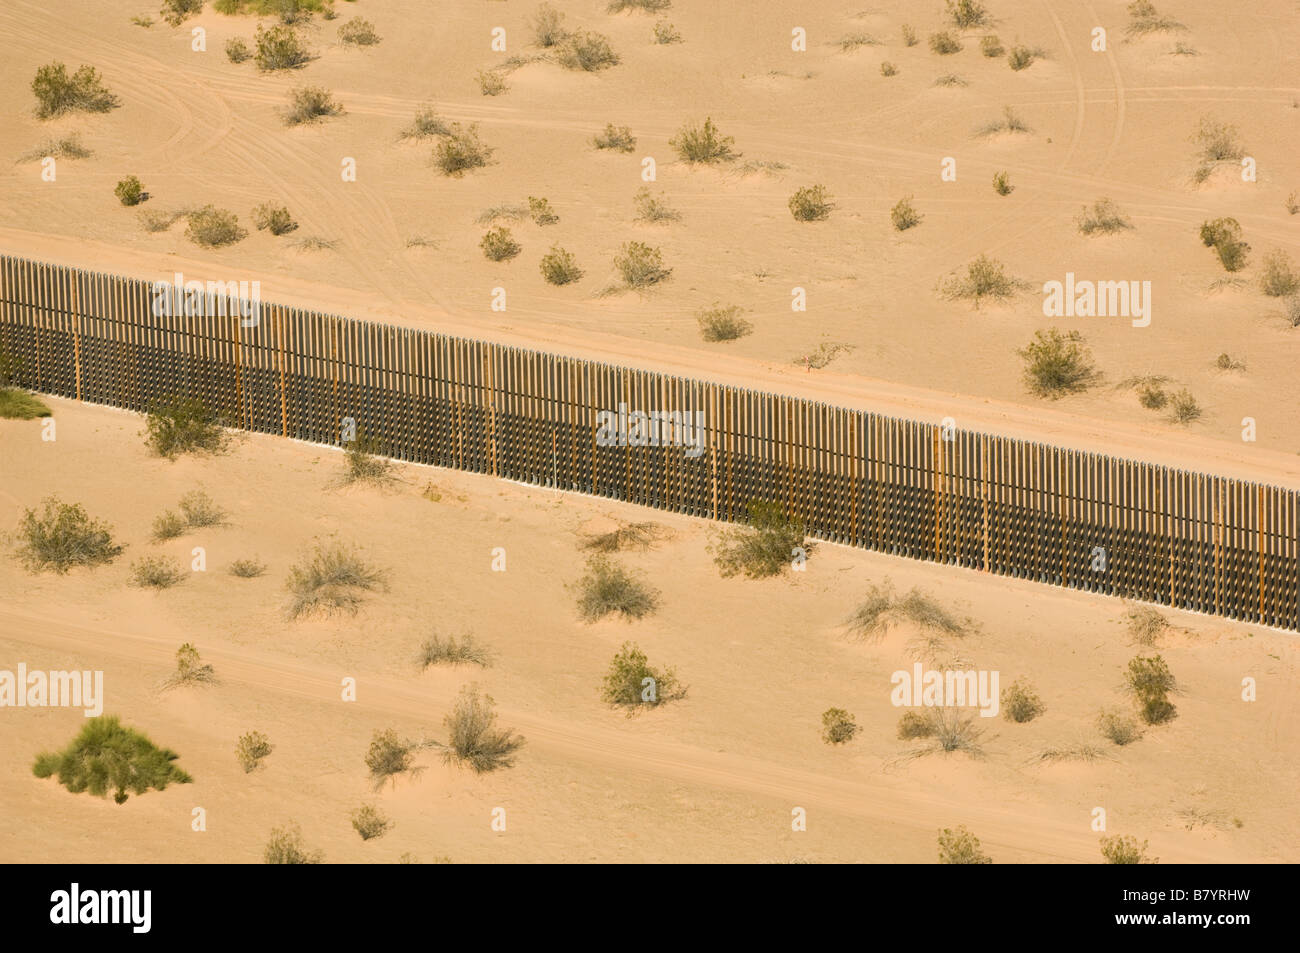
1001,679,1044,723
1199,218,1249,272
253,202,297,235
151,511,184,542
992,171,1014,195
1259,250,1299,297
1137,380,1168,409
477,69,509,96
891,196,922,231
838,33,879,52
435,123,493,176
351,803,392,840
229,557,267,578
130,555,185,589
929,32,963,55
614,241,672,288
653,20,681,44
939,254,1027,307
938,825,992,864
1214,353,1245,372
1098,707,1142,745
285,540,387,619
528,195,559,225
905,709,986,757
441,685,525,773
602,642,684,711
145,394,228,457
593,123,637,152
1007,45,1044,70
1125,0,1185,37
160,0,203,26
1169,42,1197,56
532,3,570,47
670,117,738,164
480,226,521,262
1167,388,1201,424
291,235,337,252
901,24,918,46
821,708,858,745
264,822,323,864
419,632,492,669
975,105,1030,137
364,729,423,790
31,62,120,118
897,710,934,740
179,489,226,528
400,105,449,141
342,427,397,485
947,0,991,28
573,555,660,621
1100,833,1157,864
33,716,191,804
139,207,189,233
557,31,620,71
709,500,809,579
236,730,273,772
114,176,146,207
933,73,968,87
1127,655,1177,725
1017,328,1099,398
0,389,51,419
581,521,671,553
186,205,247,248
1031,744,1109,764
607,0,672,12
1285,296,1300,328
540,246,583,285
1125,605,1169,645
633,187,680,223
1192,116,1242,164
225,37,252,64
284,85,343,125
847,582,970,643
338,16,379,46
1077,197,1132,235
18,134,92,162
980,35,1004,57
796,341,854,369
880,61,898,77
14,497,123,573
697,304,751,342
162,643,216,689
788,185,833,222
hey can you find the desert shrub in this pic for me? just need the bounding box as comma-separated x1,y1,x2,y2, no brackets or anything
1001,679,1045,723
162,643,216,689
1192,116,1242,162
992,171,1014,195
937,825,991,864
1167,389,1201,424
253,202,297,235
178,490,225,528
581,522,671,553
788,185,833,222
1007,45,1042,70
607,0,671,11
293,235,337,253
897,710,935,740
602,642,683,710
160,0,203,25
31,63,120,118
436,123,493,176
342,427,396,485
145,394,227,456
573,556,660,621
285,541,387,619
235,730,273,772
614,241,672,288
929,709,985,754
1034,744,1111,765
933,73,968,87
351,804,392,840
441,686,525,773
891,196,922,231
33,716,191,804
1215,353,1245,371
1126,0,1184,36
633,187,680,222
980,35,1004,57
255,24,310,70
1285,296,1300,328
338,16,379,46
557,31,620,71
1077,197,1132,235
1199,218,1250,272
419,632,491,669
532,3,570,47
653,20,681,44
114,176,146,207
975,105,1030,137
1259,250,1299,297
1127,655,1177,724
528,196,560,225
139,207,188,233
400,105,449,141
0,390,52,419
229,558,267,578
476,203,528,225
365,729,423,790
880,61,898,77
1100,834,1157,864
477,70,508,96
940,254,1025,307
697,304,751,342
593,123,636,152
839,34,879,52
1136,380,1167,409
796,341,855,370
821,708,858,745
131,555,185,589
264,822,322,864
186,205,246,247
14,497,123,573
1017,329,1097,398
710,500,809,579
226,37,252,63
929,31,962,55
1125,605,1169,645
18,134,93,162
670,117,738,164
480,227,521,262
946,0,990,28
539,246,583,285
132,14,154,27
901,24,918,46
284,86,343,125
152,510,186,541
1098,707,1142,745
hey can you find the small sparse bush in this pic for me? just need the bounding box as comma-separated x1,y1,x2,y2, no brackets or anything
14,497,123,573
31,63,120,118
1125,605,1169,645
0,390,52,419
602,642,683,710
929,32,963,55
160,0,203,26
285,541,387,619
139,207,188,233
177,490,224,528
670,117,738,164
1192,117,1242,163
255,24,310,71
540,246,583,285
992,171,1014,195
947,0,991,28
351,804,392,840
131,555,185,589
796,342,854,370
253,202,297,235
1284,296,1300,328
901,25,918,47
1167,388,1201,424
821,708,858,745
1098,708,1142,745
697,304,751,342
419,632,491,669
839,34,879,52
532,3,570,48
338,16,379,46
477,70,508,96
557,31,620,72
614,241,672,288
528,195,559,225
976,105,1030,137
593,123,637,152
19,134,92,162
1127,654,1177,724
788,185,833,222
1285,192,1299,215
1200,218,1249,272
264,822,322,864
342,427,396,485
186,205,246,248
938,825,992,864
235,730,273,772
880,61,898,77
145,394,227,457
481,227,521,262
33,716,190,804
1126,1,1184,37
940,254,1025,307
436,124,493,176
573,556,660,621
581,522,671,553
980,35,1004,58
1259,250,1300,297
607,0,671,11
1100,834,1157,864
151,511,185,541
132,15,154,27
162,643,216,689
476,204,528,225
1018,329,1097,398
229,558,267,578
1215,353,1245,372
1077,198,1132,235
1136,380,1168,409
400,105,449,141
710,500,809,579
365,729,419,789
226,37,252,64
633,187,679,222
897,710,934,740
284,86,343,125
891,196,922,231
653,20,681,44
1170,42,1197,55
1001,680,1045,723
1007,45,1042,70
848,582,971,642
934,73,968,87
114,176,146,207
441,685,525,772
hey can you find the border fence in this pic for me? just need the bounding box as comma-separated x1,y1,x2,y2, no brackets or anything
2,254,1297,630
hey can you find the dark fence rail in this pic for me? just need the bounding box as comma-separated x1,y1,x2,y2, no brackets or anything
2,254,1297,629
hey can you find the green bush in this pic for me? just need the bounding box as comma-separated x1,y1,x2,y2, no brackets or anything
980,35,1004,57
441,685,525,773
284,86,343,125
593,123,637,152
151,510,186,541
253,202,297,235
937,825,992,864
1001,679,1045,723
891,196,922,231
32,716,191,803
145,394,227,456
614,241,671,288
1137,380,1167,409
0,389,51,419
788,185,833,222
1017,329,1098,398
229,557,268,578
236,730,273,772
1007,45,1042,70
897,710,935,740
160,0,203,26
365,729,419,789
130,555,185,589
255,24,311,70
286,541,387,619
351,804,392,840
1199,217,1249,272
709,500,809,579
31,63,120,118
435,123,493,176
264,822,323,864
633,187,679,222
1167,388,1201,424
480,226,521,262
225,37,252,64
670,117,738,164
14,497,123,573
1126,655,1177,724
338,16,379,46
179,489,226,527
342,427,396,485
602,642,683,710
929,32,963,55
697,304,751,342
821,708,858,744
1259,250,1299,297
573,556,660,621
528,196,560,225
532,3,570,47
946,0,991,28
557,31,620,71
1077,198,1132,235
186,205,247,247
114,176,146,207
992,171,1014,195
162,643,216,688
1097,707,1141,745
419,631,492,669
400,105,450,141
940,254,1025,307
1100,834,1157,864
540,246,584,285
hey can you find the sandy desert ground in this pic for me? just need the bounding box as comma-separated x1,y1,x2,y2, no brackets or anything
1,0,1298,863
